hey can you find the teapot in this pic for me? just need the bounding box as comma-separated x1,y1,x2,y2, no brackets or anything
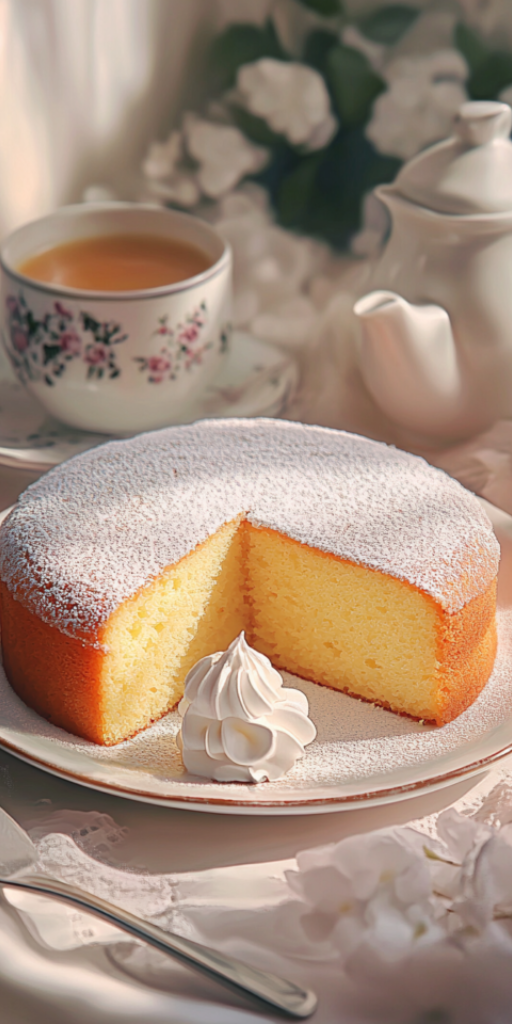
353,101,512,444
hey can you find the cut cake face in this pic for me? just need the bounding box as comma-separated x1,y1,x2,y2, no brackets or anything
0,420,500,745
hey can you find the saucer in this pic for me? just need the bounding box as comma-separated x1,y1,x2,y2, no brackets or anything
0,332,298,471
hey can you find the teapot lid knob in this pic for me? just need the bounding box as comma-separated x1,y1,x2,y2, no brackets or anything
453,101,512,146
386,99,512,214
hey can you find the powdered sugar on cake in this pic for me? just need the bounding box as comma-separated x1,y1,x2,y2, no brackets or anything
0,419,499,641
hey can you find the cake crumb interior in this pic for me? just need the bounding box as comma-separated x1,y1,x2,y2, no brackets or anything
244,524,438,722
101,517,245,745
99,517,441,745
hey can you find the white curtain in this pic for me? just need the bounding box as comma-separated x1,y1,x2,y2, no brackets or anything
0,0,212,238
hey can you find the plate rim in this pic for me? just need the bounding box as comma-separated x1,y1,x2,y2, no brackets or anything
0,726,508,815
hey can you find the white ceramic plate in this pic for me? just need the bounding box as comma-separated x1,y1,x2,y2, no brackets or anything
0,502,511,815
0,331,298,470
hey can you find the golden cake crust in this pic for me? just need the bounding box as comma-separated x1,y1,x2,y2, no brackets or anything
0,420,500,744
0,542,498,740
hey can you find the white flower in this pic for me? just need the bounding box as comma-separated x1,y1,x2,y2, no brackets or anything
141,129,201,209
436,807,491,864
272,0,343,58
183,114,269,198
283,827,440,963
366,49,468,160
141,117,270,207
442,821,512,941
419,810,512,946
424,809,493,919
213,183,322,337
142,175,201,209
237,58,338,150
458,0,512,41
142,131,182,180
182,788,512,1022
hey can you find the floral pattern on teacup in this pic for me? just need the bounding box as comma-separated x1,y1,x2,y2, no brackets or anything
80,312,127,382
5,293,126,385
134,300,224,383
5,293,229,389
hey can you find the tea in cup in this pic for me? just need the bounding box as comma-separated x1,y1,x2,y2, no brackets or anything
18,233,212,292
0,203,232,433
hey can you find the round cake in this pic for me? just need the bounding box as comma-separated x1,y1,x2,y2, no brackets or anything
0,418,500,745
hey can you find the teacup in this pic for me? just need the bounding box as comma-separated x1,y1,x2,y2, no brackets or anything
0,202,231,433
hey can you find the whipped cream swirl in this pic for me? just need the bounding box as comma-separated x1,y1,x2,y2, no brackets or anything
176,632,317,782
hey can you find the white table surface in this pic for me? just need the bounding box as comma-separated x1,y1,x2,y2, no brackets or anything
0,462,510,1023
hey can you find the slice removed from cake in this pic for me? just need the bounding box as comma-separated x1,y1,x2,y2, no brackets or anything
0,419,499,745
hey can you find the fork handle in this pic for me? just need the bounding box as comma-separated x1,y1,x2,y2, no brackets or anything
0,875,317,1018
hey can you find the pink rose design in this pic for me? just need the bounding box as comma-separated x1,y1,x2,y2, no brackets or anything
85,344,108,365
12,328,28,353
181,325,199,344
55,301,72,320
6,296,18,315
147,355,171,375
60,330,81,355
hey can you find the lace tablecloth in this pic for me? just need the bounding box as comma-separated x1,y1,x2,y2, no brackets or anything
1,745,511,1024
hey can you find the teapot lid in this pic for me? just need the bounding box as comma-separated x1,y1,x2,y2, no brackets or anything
391,101,512,215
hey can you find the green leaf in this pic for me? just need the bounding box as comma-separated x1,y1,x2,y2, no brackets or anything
276,154,322,226
301,130,399,246
230,105,283,147
468,50,512,99
209,21,285,91
326,45,385,128
43,344,61,365
81,312,100,334
302,29,339,72
454,22,488,74
295,0,343,14
26,311,40,337
358,5,419,45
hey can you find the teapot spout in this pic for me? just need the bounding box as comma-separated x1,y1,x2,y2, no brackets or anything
353,291,463,438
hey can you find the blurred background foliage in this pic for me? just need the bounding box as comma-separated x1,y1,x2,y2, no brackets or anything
181,0,512,249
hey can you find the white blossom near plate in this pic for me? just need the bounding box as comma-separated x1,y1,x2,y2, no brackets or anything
0,500,511,815
0,332,298,471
